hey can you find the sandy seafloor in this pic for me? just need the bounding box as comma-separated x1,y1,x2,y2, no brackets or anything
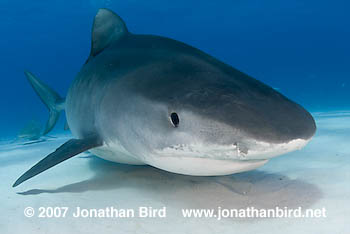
0,111,349,234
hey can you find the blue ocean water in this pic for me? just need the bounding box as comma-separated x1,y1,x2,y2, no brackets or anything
1,0,349,138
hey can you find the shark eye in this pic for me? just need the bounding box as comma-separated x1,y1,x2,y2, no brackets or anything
170,112,180,127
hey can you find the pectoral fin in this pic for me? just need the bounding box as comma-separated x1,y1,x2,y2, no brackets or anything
13,136,102,187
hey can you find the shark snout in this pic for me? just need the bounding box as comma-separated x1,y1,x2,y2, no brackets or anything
245,99,317,144
242,105,316,160
285,105,317,141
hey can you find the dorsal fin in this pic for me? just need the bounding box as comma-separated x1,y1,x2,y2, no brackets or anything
90,8,128,57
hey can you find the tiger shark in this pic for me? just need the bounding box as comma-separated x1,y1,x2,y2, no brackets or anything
13,8,316,187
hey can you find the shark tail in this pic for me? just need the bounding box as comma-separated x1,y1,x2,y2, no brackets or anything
24,71,65,135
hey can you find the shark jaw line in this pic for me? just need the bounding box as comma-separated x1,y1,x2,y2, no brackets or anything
140,138,310,176
152,138,310,160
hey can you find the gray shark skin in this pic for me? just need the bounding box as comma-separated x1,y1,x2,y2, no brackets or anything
13,8,316,187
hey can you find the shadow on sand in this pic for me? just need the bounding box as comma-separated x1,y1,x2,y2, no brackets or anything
17,155,323,211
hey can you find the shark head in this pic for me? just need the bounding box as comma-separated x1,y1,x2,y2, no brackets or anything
97,39,316,175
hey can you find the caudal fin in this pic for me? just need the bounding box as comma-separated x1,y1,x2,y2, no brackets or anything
24,71,65,135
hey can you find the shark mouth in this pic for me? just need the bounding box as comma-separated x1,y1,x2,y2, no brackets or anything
145,138,310,176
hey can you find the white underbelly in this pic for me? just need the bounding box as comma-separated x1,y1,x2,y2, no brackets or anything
89,144,145,165
88,143,268,176
90,145,267,175
87,138,308,176
145,156,268,176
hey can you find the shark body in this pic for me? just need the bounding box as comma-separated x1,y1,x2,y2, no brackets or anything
13,9,316,187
